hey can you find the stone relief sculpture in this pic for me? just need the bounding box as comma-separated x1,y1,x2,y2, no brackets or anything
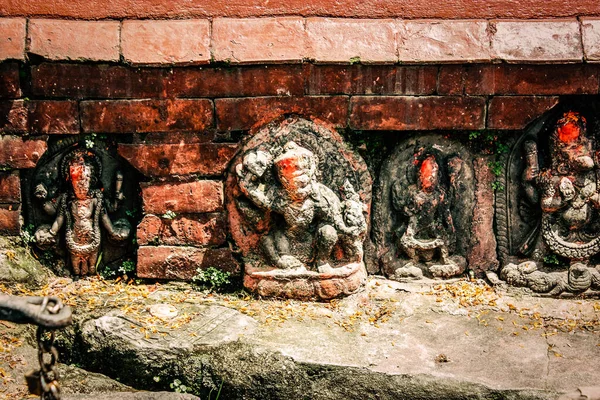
226,117,371,300
496,108,600,295
372,135,474,281
24,140,137,277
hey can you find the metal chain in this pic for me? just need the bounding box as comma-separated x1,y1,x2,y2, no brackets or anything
34,298,63,400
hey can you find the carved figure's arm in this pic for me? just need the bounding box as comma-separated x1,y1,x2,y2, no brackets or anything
522,140,540,204
538,172,564,212
236,163,275,210
49,196,66,236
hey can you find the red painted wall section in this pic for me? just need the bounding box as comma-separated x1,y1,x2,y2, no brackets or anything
2,0,599,19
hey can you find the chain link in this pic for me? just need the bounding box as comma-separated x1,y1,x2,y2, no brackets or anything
34,298,63,400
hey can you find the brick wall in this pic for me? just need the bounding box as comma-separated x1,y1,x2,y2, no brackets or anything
1,8,599,279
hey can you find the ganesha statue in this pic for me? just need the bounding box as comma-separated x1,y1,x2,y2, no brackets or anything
25,143,136,277
497,110,600,295
226,117,371,300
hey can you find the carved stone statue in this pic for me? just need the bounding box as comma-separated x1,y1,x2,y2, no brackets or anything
26,144,135,277
372,135,475,281
498,110,600,295
237,141,366,272
226,117,371,300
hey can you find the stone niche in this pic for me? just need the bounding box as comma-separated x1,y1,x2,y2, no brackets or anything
371,134,479,281
225,117,372,300
21,137,139,277
496,100,600,295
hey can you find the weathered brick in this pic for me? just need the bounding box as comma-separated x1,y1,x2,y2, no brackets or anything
213,17,305,63
215,96,349,131
464,64,600,95
168,65,304,98
0,100,27,132
306,18,396,63
118,143,238,177
81,99,213,133
306,65,437,95
0,62,22,98
0,207,20,235
437,65,465,95
0,135,47,169
0,19,25,61
141,180,223,214
31,63,168,99
137,213,227,246
0,172,20,204
349,96,486,130
491,20,582,62
397,20,490,63
582,18,600,62
28,101,79,134
122,20,210,65
3,0,600,20
137,246,239,280
28,19,120,62
487,96,559,130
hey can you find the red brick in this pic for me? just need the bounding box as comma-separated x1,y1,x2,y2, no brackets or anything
137,213,227,246
31,63,169,99
3,0,600,19
0,62,21,98
0,207,20,235
349,96,485,130
437,65,465,95
28,19,119,62
582,18,600,62
0,136,47,169
306,65,437,95
168,65,304,98
28,101,79,134
215,96,349,131
212,17,305,63
487,96,559,130
491,20,582,62
0,172,20,204
306,18,396,63
0,19,25,61
397,20,490,63
122,20,210,65
0,100,27,132
137,246,239,280
81,99,213,133
464,64,600,95
118,142,238,177
141,180,223,214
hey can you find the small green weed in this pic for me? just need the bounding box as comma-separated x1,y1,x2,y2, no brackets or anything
192,267,231,291
162,210,177,220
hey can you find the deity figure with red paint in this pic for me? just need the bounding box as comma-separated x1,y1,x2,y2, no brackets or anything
388,152,465,279
34,149,130,276
236,141,367,272
522,112,600,260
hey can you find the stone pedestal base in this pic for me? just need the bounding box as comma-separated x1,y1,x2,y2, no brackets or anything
243,262,367,301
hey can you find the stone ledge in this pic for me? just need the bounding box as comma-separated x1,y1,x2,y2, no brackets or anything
4,17,592,64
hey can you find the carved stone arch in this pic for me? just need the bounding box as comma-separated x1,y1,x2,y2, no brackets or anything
21,135,141,276
225,116,372,300
496,98,600,295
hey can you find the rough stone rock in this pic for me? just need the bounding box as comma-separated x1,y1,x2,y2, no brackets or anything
69,278,600,399
65,393,199,400
0,237,49,288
